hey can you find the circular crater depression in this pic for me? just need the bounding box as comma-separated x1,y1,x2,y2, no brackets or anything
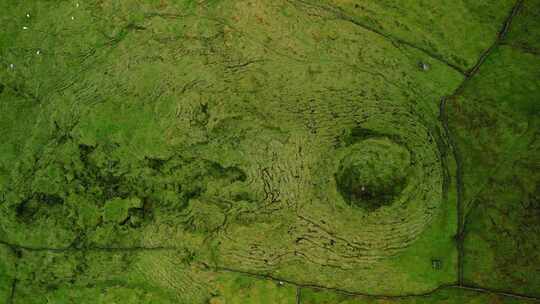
322,117,446,258
336,138,411,211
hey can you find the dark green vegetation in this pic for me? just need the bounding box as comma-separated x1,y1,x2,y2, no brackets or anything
301,287,540,303
335,129,411,211
447,0,540,296
0,0,538,303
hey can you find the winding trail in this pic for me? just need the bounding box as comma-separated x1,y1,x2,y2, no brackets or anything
440,0,525,286
209,264,540,301
7,279,16,304
0,239,176,253
288,0,468,75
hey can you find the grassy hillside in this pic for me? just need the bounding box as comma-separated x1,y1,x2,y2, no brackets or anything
0,0,538,303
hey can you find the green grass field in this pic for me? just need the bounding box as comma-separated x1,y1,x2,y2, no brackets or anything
0,0,538,303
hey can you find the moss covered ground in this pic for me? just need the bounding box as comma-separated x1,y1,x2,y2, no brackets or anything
0,0,538,303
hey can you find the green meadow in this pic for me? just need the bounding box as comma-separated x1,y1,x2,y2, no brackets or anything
0,0,538,303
